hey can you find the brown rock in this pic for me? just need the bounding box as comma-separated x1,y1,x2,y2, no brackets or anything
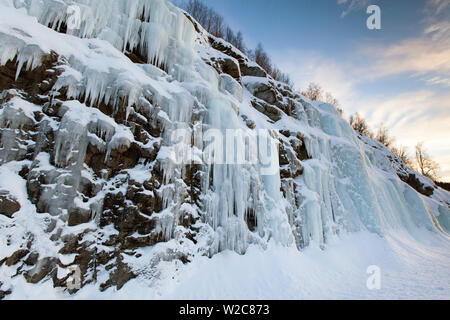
251,100,281,122
0,191,21,218
208,56,241,81
400,173,434,197
100,256,136,291
0,52,61,102
240,63,267,78
24,257,57,284
68,208,92,226
0,289,12,300
24,252,39,266
5,249,29,266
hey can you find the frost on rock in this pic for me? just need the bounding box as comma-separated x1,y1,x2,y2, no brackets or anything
0,0,449,298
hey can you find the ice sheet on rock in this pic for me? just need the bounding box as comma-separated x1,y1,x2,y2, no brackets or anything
0,97,41,164
0,97,40,129
55,100,135,167
0,0,447,254
0,161,62,274
219,73,243,103
13,0,197,81
106,125,134,161
0,5,181,118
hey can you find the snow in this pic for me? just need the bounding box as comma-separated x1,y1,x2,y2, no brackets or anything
124,164,152,184
0,0,449,299
153,231,449,300
0,97,40,123
3,231,449,300
0,160,61,263
105,124,134,161
55,100,130,167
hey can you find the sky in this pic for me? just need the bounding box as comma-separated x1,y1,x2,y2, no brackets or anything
188,0,450,181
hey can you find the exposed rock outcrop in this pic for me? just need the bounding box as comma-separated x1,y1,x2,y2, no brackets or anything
0,191,20,218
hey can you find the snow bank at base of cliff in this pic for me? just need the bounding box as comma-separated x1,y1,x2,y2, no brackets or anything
4,230,449,300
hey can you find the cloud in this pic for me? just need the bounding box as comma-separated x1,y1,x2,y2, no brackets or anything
425,0,450,16
337,0,373,17
360,91,450,133
434,155,450,182
359,90,450,181
271,49,359,107
360,37,450,83
272,48,450,180
273,2,450,180
424,20,450,40
358,2,450,86
424,75,450,87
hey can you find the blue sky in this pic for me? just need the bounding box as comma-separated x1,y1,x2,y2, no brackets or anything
198,0,450,181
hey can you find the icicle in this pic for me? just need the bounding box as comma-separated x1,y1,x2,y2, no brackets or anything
15,44,44,80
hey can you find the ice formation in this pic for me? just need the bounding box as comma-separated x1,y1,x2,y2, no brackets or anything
0,0,449,298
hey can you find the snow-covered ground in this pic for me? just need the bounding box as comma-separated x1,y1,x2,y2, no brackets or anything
4,229,449,300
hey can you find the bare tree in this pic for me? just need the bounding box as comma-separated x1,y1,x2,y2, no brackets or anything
271,67,281,81
415,142,440,180
184,0,208,26
301,83,323,101
391,145,413,168
324,92,337,105
349,112,373,137
180,0,293,86
273,69,292,87
224,27,235,44
253,43,272,73
210,12,224,38
251,45,292,85
324,92,343,116
233,31,246,53
375,123,395,148
182,0,224,37
278,73,292,86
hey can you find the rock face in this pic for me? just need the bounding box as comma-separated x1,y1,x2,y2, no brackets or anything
0,0,449,298
0,191,21,218
209,37,267,78
0,281,11,299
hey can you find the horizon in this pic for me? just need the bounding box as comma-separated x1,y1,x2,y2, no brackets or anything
174,0,450,182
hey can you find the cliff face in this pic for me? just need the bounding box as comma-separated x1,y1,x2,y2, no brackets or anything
0,0,449,298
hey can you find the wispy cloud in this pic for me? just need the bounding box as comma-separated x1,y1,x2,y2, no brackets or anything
273,45,450,179
360,90,450,132
274,1,450,180
337,0,373,17
424,20,450,40
357,90,450,180
361,37,450,83
359,1,450,86
272,49,358,105
425,0,450,16
424,75,450,87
